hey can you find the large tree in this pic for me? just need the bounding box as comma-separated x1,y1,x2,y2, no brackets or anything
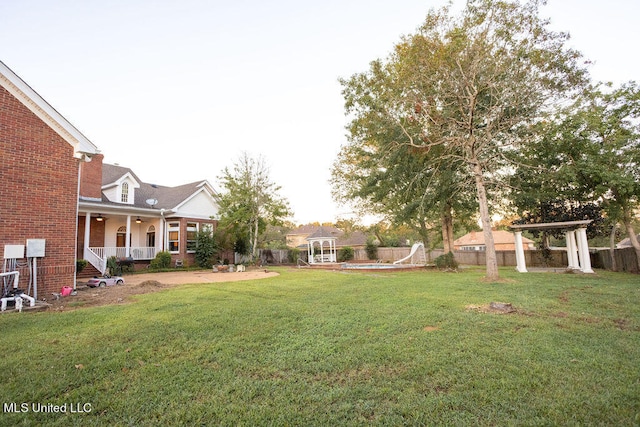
513,82,640,266
216,153,292,262
336,0,588,279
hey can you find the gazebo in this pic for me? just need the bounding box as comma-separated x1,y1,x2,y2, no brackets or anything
510,220,593,273
306,226,338,264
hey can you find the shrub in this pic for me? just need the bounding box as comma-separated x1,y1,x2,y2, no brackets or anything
106,256,119,274
195,231,218,268
365,240,378,260
288,248,300,263
150,251,172,270
434,252,458,270
76,259,88,273
338,246,355,262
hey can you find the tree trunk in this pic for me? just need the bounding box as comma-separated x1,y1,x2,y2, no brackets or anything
250,218,260,262
441,203,455,254
622,208,640,271
472,161,499,280
609,223,618,272
418,220,432,262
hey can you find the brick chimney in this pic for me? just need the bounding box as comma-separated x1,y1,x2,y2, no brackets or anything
79,153,103,199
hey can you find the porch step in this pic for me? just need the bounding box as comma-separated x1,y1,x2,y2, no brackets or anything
77,264,101,280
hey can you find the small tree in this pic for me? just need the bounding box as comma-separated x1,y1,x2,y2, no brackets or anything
338,246,355,262
195,230,218,269
365,239,378,260
217,153,292,262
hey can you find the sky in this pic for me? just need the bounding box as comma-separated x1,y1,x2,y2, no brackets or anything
2,0,639,225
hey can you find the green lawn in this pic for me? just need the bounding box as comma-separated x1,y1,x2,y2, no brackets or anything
1,267,638,426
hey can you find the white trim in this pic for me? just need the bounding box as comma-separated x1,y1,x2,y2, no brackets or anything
0,61,99,157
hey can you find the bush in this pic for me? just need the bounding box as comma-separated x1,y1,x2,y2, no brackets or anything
338,246,355,262
365,240,378,260
106,256,119,274
76,259,88,273
434,252,458,270
150,251,172,270
288,248,300,263
195,231,218,268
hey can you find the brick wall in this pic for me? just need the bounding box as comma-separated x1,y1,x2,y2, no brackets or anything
79,153,103,199
0,85,80,295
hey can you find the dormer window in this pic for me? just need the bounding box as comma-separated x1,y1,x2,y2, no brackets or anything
121,182,129,203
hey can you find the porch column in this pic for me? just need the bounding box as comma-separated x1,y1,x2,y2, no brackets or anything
514,231,527,273
125,215,131,257
308,241,314,264
84,212,91,258
320,239,325,263
157,219,164,254
576,227,594,273
565,230,579,270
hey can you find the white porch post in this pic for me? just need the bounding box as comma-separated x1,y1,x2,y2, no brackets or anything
576,227,594,273
84,212,91,258
125,215,131,257
514,231,527,273
320,239,325,262
158,219,164,253
308,241,314,264
565,230,579,270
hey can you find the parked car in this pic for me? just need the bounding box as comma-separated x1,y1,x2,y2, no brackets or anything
86,275,125,288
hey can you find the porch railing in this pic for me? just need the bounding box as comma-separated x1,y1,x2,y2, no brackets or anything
84,247,157,275
84,247,107,275
89,247,157,261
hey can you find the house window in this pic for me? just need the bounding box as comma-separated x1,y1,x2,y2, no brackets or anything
168,222,180,253
117,226,130,248
186,223,198,253
121,182,129,203
147,225,156,248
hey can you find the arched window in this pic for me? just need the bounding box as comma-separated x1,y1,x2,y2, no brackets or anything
117,226,128,248
147,225,156,248
121,182,129,203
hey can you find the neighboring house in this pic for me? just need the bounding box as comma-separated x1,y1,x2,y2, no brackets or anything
0,61,100,295
617,234,640,249
454,230,535,252
77,155,221,273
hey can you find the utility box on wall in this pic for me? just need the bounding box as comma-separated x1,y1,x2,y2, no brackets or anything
26,239,46,258
3,245,25,259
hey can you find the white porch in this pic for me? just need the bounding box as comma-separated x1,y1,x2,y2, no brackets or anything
81,211,163,274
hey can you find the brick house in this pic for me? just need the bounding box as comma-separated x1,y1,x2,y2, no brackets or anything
0,61,99,296
78,156,223,273
1,61,224,299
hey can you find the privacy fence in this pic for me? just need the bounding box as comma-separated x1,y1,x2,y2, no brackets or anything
248,246,638,273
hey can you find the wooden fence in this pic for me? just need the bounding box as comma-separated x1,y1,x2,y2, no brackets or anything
593,247,639,273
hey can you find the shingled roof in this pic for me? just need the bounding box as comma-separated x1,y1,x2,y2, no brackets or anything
99,163,216,210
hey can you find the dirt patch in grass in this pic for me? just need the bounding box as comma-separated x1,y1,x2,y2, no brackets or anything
466,303,517,314
46,268,279,312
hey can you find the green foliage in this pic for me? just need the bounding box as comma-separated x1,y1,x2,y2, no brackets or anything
150,251,172,270
195,231,218,269
76,259,88,273
106,256,118,274
434,251,458,270
338,246,355,262
287,248,300,263
365,240,378,260
217,153,292,261
334,0,590,280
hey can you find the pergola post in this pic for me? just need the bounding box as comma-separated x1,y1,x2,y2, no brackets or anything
576,227,594,273
514,231,527,273
565,230,580,270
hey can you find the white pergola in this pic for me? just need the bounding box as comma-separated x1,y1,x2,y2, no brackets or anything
306,227,337,264
510,220,594,274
